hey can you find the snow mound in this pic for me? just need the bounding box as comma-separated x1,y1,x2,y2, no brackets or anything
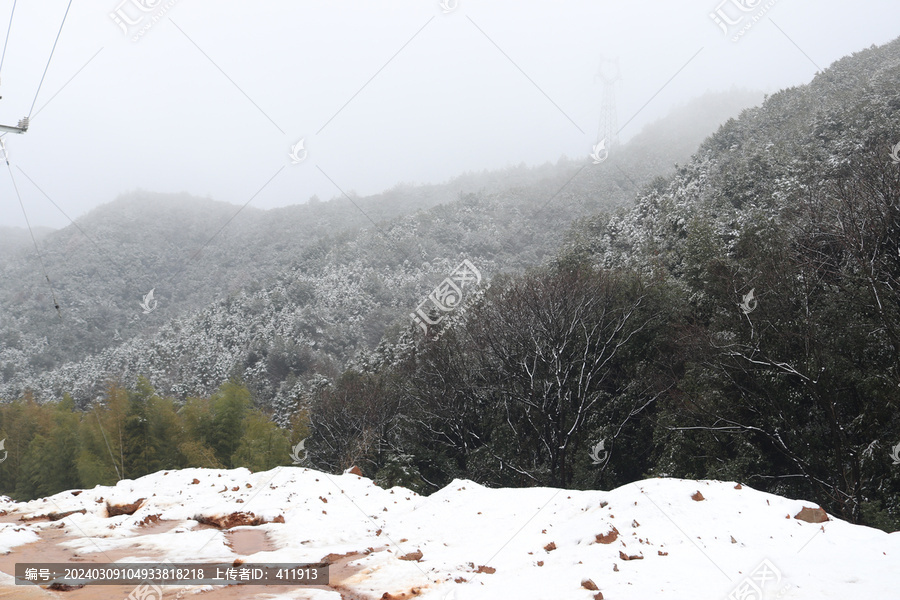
0,468,897,599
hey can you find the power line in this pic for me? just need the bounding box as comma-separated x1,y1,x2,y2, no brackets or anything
0,0,16,77
0,0,74,320
29,0,74,118
6,160,61,319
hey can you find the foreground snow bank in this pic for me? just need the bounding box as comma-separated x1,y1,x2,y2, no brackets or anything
1,467,898,599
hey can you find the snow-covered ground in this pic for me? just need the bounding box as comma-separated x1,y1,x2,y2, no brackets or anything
0,467,897,599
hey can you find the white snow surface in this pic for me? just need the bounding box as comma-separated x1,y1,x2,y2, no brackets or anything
0,467,897,599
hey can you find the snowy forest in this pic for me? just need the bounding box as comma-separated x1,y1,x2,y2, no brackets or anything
2,36,900,543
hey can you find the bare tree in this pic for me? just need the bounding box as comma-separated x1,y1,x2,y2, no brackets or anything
464,267,651,487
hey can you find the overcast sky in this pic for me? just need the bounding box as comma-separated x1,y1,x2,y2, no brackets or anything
0,0,897,229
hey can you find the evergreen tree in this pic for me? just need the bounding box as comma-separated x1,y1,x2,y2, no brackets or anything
179,395,222,468
123,378,158,479
231,410,291,472
13,396,80,498
148,394,187,471
0,395,44,496
209,381,252,468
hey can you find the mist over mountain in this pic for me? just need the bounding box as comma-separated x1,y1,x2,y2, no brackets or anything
0,225,53,256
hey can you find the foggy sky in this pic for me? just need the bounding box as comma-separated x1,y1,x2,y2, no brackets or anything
0,0,898,229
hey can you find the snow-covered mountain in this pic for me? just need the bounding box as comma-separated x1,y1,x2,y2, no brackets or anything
0,89,762,407
0,468,897,599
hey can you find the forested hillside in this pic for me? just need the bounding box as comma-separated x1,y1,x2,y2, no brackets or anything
0,167,563,373
297,39,900,530
0,89,760,407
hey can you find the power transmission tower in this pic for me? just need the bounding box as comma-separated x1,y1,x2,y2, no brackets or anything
595,57,621,147
0,80,29,134
0,116,28,134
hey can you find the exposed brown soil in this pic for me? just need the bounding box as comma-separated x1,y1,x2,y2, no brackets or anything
193,512,284,530
105,500,145,518
398,549,422,562
595,526,619,544
0,520,385,599
794,506,829,524
19,510,86,523
224,529,277,556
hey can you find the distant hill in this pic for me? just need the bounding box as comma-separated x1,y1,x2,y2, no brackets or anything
0,88,762,405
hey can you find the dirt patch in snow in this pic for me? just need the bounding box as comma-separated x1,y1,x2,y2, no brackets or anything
794,506,829,523
106,499,145,518
0,522,375,600
193,512,284,530
595,526,619,544
224,529,277,556
19,509,86,523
